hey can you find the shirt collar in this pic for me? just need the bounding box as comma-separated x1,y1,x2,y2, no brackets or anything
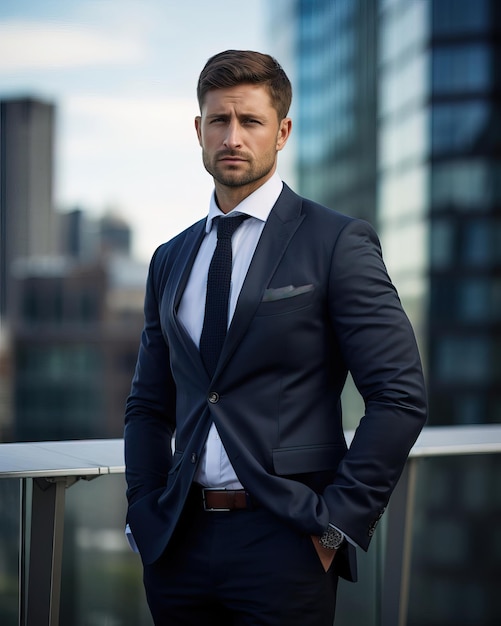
205,173,283,233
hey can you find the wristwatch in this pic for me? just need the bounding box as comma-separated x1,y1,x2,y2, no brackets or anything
318,524,345,550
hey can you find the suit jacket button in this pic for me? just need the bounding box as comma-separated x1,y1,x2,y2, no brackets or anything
208,392,219,404
191,453,197,464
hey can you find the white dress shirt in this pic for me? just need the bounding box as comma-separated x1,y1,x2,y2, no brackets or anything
177,173,283,489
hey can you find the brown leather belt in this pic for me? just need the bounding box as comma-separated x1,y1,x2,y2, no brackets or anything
197,487,257,511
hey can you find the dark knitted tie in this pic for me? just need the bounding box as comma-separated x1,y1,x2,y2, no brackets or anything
200,214,249,377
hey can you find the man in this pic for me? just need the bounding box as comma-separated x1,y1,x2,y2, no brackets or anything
124,50,427,625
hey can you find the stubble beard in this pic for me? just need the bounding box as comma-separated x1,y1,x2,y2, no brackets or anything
202,150,276,189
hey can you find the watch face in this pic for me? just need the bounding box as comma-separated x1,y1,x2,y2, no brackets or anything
319,527,344,550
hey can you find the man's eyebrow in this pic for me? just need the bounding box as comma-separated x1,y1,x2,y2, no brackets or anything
205,112,230,119
205,111,267,119
239,112,266,119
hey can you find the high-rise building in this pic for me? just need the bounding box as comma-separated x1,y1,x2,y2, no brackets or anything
268,0,380,429
269,0,378,224
423,0,500,426
0,97,56,317
266,2,501,623
0,96,144,443
268,0,501,428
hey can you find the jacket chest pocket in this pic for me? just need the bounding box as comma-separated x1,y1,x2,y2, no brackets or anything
255,284,315,317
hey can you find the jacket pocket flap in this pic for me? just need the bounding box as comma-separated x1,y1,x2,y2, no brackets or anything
272,443,346,475
262,284,314,302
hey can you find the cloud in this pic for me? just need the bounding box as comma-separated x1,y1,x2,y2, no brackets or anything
55,93,212,260
0,1,266,261
64,94,199,150
0,20,145,70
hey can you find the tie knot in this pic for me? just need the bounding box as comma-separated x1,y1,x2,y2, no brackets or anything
216,214,249,239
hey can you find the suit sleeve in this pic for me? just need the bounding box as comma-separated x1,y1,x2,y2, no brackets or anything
325,218,427,551
124,247,176,507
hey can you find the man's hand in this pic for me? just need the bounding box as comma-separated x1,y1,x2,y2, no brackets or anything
310,536,337,572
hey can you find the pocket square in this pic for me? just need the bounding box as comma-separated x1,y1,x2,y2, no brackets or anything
262,284,314,302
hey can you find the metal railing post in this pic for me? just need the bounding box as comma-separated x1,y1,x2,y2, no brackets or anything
381,458,419,626
22,476,71,626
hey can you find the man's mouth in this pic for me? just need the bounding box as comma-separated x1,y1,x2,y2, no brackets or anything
218,152,247,163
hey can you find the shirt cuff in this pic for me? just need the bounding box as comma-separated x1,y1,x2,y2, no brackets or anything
329,523,357,548
125,523,140,553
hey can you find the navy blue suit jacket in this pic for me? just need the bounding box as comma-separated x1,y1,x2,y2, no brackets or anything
124,184,427,581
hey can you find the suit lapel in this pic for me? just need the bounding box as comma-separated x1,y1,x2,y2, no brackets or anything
166,219,208,375
215,185,305,376
167,185,305,381
172,220,206,311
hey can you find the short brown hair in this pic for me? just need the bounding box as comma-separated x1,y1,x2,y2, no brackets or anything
197,50,292,120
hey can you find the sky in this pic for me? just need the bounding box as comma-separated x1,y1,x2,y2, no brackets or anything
0,0,268,261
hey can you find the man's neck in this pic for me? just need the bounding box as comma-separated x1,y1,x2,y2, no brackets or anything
214,170,277,214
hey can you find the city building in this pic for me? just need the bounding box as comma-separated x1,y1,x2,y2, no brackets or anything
9,254,146,442
268,0,501,428
0,97,56,317
0,92,149,623
266,1,501,623
58,208,133,262
0,95,146,443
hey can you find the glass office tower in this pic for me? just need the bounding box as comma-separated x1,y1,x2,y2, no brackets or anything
378,0,429,367
269,0,501,428
267,2,501,623
380,0,501,426
269,0,379,430
381,6,500,623
426,0,501,426
297,0,378,226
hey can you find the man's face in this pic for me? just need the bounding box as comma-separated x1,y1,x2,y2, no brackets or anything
195,84,291,198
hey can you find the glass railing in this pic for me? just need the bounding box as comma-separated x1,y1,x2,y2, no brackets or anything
1,425,500,626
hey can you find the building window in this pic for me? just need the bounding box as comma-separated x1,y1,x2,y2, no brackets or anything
379,163,428,221
380,50,427,117
432,277,501,324
431,217,501,269
435,336,489,383
432,44,491,94
380,108,427,169
431,101,493,156
461,219,490,267
430,218,455,269
380,0,428,63
458,279,490,323
432,0,489,36
430,160,492,210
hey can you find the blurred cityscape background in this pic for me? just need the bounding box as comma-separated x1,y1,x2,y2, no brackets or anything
0,0,500,624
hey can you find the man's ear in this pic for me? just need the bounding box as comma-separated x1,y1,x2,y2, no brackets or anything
195,116,202,146
276,117,292,151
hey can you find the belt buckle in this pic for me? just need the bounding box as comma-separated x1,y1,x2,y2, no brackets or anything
201,487,230,512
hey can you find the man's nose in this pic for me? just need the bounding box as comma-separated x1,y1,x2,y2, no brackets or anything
223,121,242,148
